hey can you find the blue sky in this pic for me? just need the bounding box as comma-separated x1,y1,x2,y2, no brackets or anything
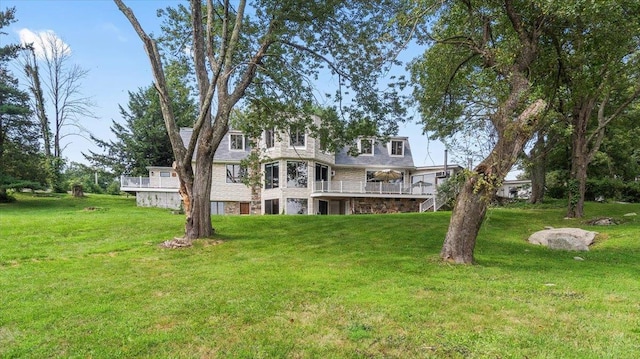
3,0,449,169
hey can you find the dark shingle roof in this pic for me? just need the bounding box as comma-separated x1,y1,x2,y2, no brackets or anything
180,128,251,162
181,128,414,167
334,138,415,168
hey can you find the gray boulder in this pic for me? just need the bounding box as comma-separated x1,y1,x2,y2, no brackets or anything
528,228,598,251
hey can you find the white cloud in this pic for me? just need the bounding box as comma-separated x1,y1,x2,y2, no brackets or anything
100,22,127,42
18,28,71,59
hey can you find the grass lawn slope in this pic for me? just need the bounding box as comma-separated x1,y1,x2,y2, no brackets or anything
1,194,639,358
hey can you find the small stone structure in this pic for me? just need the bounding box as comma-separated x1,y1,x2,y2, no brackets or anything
528,228,598,251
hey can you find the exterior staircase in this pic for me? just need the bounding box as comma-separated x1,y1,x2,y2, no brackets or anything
419,193,448,212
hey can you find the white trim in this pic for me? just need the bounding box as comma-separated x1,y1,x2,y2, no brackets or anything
229,133,245,151
358,138,374,156
388,139,404,157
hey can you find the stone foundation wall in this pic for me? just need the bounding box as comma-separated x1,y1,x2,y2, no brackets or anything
225,201,239,215
352,198,419,214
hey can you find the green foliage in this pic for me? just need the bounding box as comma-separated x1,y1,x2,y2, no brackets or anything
546,172,640,203
1,194,640,357
545,169,569,199
408,1,539,142
0,174,43,202
436,170,466,209
62,162,118,195
0,7,46,195
85,62,196,176
155,1,411,143
585,178,640,203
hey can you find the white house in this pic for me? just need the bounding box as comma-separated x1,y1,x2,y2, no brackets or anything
121,121,461,215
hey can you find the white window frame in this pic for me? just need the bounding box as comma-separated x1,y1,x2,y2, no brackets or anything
359,138,374,156
225,164,246,183
229,133,245,151
289,127,306,148
389,140,404,157
286,161,308,188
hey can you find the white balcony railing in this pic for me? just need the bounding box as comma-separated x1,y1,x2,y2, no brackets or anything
312,180,434,196
120,176,180,189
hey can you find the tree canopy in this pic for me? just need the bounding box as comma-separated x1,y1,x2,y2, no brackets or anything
85,61,196,176
0,7,45,201
115,0,413,241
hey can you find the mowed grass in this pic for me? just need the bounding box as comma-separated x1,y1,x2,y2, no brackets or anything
1,194,639,358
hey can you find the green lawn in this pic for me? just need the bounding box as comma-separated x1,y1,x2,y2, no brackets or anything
1,194,639,358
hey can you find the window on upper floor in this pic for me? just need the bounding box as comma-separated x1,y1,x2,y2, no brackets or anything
287,161,308,188
359,139,374,155
315,163,329,182
226,164,246,183
264,128,275,148
289,125,305,147
390,140,404,156
159,171,171,177
229,133,245,151
264,162,279,189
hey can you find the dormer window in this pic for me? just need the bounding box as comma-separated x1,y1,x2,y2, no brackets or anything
390,140,404,156
359,139,374,155
229,133,245,151
289,126,305,147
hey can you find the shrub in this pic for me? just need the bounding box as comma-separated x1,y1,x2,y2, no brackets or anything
585,178,640,203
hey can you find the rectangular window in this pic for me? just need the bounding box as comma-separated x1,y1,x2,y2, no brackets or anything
265,162,279,189
289,125,305,147
226,164,246,183
390,140,404,156
359,139,374,155
160,171,171,177
264,199,279,215
229,134,245,151
287,161,308,188
265,128,275,148
315,163,329,181
286,198,308,215
211,201,225,215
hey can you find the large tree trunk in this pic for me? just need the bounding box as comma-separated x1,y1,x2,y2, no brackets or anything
440,178,489,263
115,0,286,243
566,98,594,218
185,152,215,239
441,100,546,264
528,135,547,204
179,121,227,240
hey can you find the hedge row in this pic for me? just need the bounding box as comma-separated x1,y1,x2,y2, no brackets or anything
548,178,640,203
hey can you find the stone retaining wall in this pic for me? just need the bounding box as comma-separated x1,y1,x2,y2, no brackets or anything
352,198,419,214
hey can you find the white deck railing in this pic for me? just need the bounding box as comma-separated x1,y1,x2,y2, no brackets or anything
120,176,180,189
313,180,434,196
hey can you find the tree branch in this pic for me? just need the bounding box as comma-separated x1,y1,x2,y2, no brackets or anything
113,0,186,164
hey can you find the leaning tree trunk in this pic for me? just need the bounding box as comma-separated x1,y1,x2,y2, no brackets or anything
440,177,490,263
440,100,546,264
